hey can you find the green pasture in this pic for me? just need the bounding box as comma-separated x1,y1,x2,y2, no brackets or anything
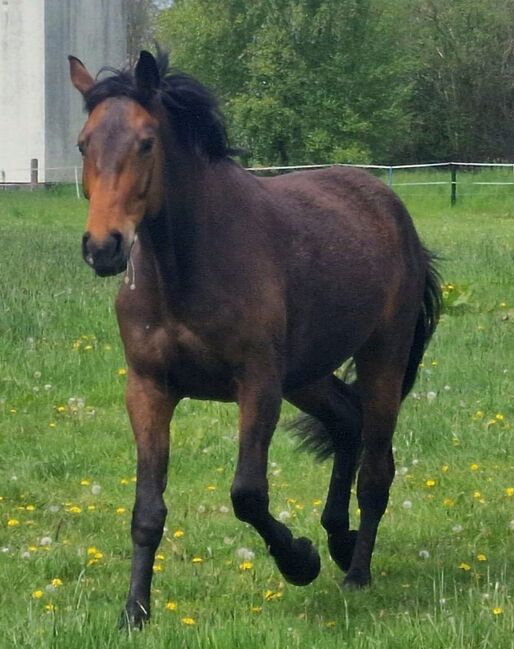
0,175,513,648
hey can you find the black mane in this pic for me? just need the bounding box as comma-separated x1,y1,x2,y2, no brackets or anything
84,50,235,160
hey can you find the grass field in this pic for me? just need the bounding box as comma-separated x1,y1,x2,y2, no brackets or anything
0,177,513,648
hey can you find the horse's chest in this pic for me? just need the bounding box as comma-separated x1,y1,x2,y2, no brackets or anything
121,321,235,400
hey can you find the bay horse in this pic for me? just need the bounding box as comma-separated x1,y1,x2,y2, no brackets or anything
68,50,441,628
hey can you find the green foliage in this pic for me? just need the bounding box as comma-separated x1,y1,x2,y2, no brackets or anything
155,0,514,165
157,0,413,165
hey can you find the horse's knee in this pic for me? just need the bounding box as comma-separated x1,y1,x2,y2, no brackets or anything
230,485,268,524
131,502,167,548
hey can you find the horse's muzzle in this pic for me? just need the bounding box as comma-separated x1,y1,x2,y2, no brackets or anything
82,231,127,277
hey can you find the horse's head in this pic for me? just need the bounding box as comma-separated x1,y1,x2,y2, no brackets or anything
69,52,164,277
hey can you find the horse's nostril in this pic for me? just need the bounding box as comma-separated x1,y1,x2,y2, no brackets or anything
110,230,123,255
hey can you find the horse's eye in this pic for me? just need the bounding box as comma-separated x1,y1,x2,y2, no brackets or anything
139,138,154,156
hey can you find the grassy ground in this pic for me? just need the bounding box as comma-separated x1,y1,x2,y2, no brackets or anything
0,178,513,648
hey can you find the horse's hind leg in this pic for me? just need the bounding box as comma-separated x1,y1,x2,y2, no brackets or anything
343,339,407,589
287,375,362,572
231,362,321,586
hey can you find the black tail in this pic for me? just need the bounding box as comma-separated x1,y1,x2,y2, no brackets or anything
290,375,362,464
401,249,442,399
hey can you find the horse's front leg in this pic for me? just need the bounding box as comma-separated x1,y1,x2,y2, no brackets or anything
230,366,321,586
120,370,178,629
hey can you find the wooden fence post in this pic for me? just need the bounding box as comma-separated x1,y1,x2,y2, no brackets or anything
30,158,38,189
450,164,457,206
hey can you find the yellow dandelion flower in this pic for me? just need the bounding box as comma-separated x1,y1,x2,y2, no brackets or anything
425,479,436,488
250,606,262,614
87,547,97,556
206,485,217,491
44,604,56,612
443,498,455,507
495,413,504,422
80,479,90,486
120,479,129,485
473,410,484,420
191,556,203,564
48,422,56,428
7,519,20,527
239,561,253,571
87,505,96,511
492,607,504,616
94,552,103,560
477,554,487,562
153,563,163,572
156,553,165,561
67,506,81,514
470,464,479,471
326,621,337,628
165,601,177,611
264,590,283,601
181,617,196,626
312,499,322,506
458,562,471,571
505,487,514,497
32,590,44,599
28,545,38,552
173,530,185,538
56,406,66,413
117,368,127,376
116,507,127,514
441,465,449,473
51,578,63,587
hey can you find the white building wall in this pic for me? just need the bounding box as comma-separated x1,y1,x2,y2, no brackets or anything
0,0,46,183
44,0,126,182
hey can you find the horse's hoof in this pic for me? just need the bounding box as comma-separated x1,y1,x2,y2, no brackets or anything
343,568,371,590
119,601,150,630
273,536,321,586
328,529,358,572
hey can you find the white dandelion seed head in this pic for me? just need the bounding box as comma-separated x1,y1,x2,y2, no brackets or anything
219,505,229,514
197,505,206,513
509,520,514,531
21,551,31,559
91,484,101,496
402,500,413,510
278,510,291,522
418,550,430,559
426,391,437,402
452,524,463,533
39,536,52,546
236,547,255,561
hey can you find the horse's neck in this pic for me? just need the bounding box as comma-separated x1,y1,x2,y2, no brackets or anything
136,157,228,308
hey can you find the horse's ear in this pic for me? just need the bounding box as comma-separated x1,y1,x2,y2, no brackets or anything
135,51,160,97
68,55,94,96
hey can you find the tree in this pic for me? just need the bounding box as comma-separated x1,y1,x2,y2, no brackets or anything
158,0,413,165
403,0,514,161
